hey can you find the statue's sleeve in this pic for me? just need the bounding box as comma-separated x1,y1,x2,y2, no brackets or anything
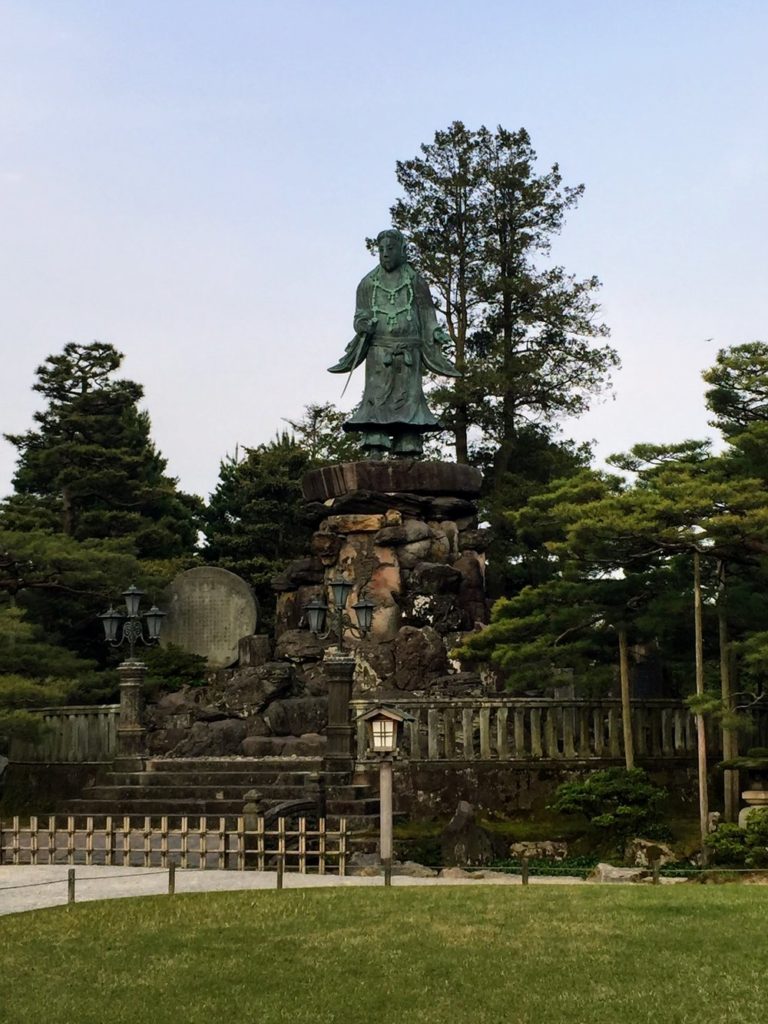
328,275,373,374
353,275,373,335
414,273,462,378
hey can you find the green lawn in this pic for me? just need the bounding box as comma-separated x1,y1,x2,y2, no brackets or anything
2,886,766,1024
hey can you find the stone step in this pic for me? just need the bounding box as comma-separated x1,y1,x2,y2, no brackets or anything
67,796,325,817
84,784,317,802
109,770,339,788
146,757,324,773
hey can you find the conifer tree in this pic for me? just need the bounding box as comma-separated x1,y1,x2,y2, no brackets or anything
387,122,618,466
3,341,201,558
202,434,314,625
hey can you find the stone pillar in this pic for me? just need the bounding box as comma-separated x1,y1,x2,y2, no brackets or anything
115,660,147,770
324,650,355,771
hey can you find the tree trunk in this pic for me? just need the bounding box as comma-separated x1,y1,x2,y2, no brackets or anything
717,560,739,822
618,625,635,770
693,550,710,864
61,486,73,536
454,401,469,464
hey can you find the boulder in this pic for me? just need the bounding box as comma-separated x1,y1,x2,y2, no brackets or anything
353,640,396,693
393,860,438,878
237,634,273,667
170,718,247,757
271,557,324,591
425,495,478,521
393,626,448,690
275,629,327,663
241,735,286,757
319,513,387,534
280,733,327,756
403,593,464,634
323,490,430,519
310,531,343,565
265,696,328,736
624,838,677,868
409,562,462,595
588,863,649,884
375,519,431,547
439,867,474,879
509,840,568,862
458,528,492,553
212,662,294,715
347,852,382,877
453,551,488,627
440,801,496,867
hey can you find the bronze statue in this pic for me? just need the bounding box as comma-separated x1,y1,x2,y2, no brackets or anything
329,229,460,459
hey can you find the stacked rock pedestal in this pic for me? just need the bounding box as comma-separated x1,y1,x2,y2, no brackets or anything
273,461,491,697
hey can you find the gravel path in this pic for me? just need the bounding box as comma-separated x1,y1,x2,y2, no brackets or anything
0,864,585,915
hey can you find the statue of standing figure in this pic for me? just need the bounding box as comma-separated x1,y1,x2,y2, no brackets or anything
328,229,460,459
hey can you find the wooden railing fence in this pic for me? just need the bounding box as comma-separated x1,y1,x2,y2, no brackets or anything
350,697,750,763
0,814,348,873
8,705,119,763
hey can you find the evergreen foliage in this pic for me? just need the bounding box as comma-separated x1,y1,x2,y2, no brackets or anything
387,121,618,465
202,433,315,625
550,768,668,844
3,341,201,558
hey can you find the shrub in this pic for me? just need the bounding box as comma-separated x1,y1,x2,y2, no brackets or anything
705,809,768,868
549,768,668,848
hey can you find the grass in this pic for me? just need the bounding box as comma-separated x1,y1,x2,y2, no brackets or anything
2,886,768,1024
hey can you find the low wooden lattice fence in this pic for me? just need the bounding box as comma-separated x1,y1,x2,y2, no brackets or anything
0,815,349,873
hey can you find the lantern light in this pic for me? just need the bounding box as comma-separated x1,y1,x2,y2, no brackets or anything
371,717,397,752
144,605,166,640
305,597,329,635
328,576,353,610
357,706,415,756
98,606,123,643
351,596,375,635
122,584,145,618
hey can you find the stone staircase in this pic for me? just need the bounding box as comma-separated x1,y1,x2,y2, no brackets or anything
69,757,380,828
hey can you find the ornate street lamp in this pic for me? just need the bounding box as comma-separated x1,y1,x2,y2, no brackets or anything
304,576,374,651
357,706,414,886
98,585,166,661
98,584,166,768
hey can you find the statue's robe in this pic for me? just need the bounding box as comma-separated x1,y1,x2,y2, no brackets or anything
329,263,459,435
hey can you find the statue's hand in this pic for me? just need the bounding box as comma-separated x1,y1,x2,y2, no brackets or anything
356,317,377,337
433,327,452,347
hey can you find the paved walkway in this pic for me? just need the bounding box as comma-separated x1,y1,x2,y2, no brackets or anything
0,864,585,915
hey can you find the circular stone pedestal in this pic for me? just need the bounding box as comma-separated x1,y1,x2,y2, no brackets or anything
301,460,482,501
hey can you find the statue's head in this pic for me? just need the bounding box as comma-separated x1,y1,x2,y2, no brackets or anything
376,229,407,272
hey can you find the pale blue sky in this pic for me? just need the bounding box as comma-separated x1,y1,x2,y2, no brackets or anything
1,1,767,499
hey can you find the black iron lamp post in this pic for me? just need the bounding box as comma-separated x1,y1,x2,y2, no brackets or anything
304,576,374,652
98,584,166,768
357,706,413,886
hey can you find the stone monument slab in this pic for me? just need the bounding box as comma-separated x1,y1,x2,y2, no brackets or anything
161,567,259,668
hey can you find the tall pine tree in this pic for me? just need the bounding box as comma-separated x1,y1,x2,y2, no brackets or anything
3,342,201,559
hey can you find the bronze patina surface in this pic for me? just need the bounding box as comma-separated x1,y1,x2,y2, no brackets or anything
329,229,459,458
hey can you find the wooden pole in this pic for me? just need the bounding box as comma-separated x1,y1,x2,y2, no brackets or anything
380,758,393,886
618,625,635,770
717,561,738,822
693,551,710,865
67,868,76,905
